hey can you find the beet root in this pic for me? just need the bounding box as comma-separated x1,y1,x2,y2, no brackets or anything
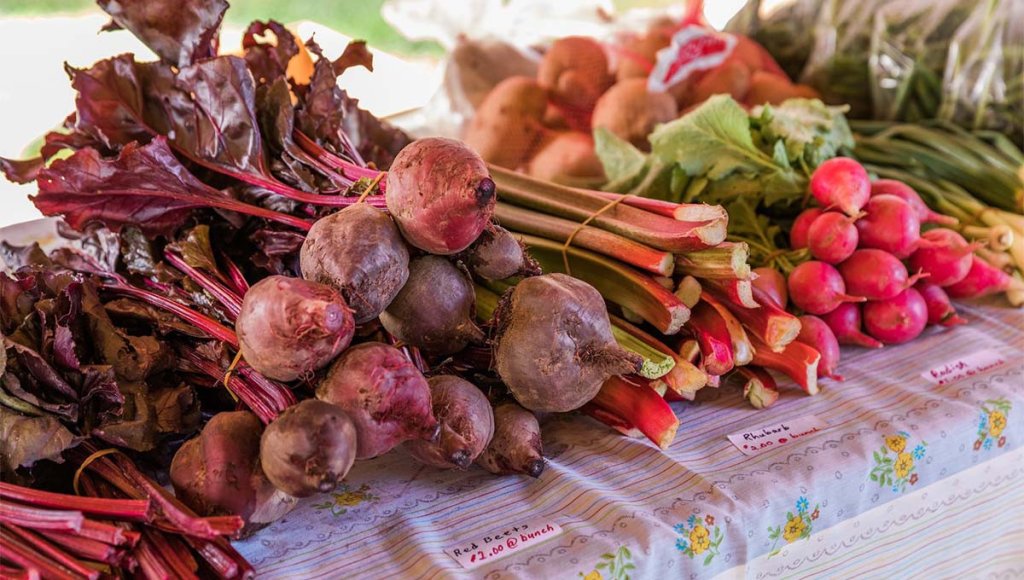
300,204,410,324
380,256,484,356
236,275,355,382
316,342,438,459
462,225,540,281
477,402,545,478
386,137,496,255
260,400,357,498
493,274,642,412
404,376,494,469
170,411,296,531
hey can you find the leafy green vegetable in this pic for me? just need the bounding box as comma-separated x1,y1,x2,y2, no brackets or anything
595,95,854,271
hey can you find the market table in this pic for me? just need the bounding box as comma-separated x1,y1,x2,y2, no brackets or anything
235,301,1023,578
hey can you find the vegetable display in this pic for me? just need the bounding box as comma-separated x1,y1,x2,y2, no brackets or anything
1,0,1021,577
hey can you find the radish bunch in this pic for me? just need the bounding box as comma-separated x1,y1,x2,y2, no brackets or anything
785,158,998,348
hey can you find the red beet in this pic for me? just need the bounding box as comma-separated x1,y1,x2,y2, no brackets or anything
260,400,357,498
404,376,494,469
493,274,642,412
809,158,870,216
170,411,296,531
317,342,438,459
797,315,843,380
807,211,859,264
386,137,496,255
870,179,958,226
907,229,977,287
787,261,865,315
863,288,929,344
790,207,823,250
820,302,883,348
380,256,483,355
236,275,354,382
300,204,410,323
838,249,925,301
476,402,545,478
915,280,967,327
462,225,539,281
944,255,1016,299
855,194,922,258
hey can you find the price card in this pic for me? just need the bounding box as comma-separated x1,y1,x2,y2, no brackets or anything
921,351,1007,386
444,519,563,570
727,415,828,457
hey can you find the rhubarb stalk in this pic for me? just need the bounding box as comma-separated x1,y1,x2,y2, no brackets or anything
584,376,679,449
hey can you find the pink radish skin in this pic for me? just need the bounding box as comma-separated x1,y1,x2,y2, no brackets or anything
787,261,866,315
809,158,870,217
838,249,926,301
820,303,883,348
944,255,1016,299
790,208,823,250
907,229,978,287
915,281,967,327
797,315,843,380
807,211,859,264
870,179,958,226
863,288,929,345
752,267,788,307
855,194,923,258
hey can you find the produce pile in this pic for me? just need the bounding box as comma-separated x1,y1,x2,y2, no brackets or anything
0,1,828,577
463,10,820,186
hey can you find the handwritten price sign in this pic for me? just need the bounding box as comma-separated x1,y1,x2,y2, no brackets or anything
727,415,828,457
921,351,1006,386
445,520,563,570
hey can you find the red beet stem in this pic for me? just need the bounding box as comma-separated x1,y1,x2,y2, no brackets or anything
101,282,238,346
293,130,385,187
220,252,251,295
164,251,243,319
0,483,150,521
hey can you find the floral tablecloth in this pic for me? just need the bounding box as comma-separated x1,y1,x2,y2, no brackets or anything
236,300,1023,579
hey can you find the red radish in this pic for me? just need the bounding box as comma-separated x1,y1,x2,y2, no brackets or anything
820,302,883,349
944,255,1017,299
386,138,496,255
797,315,843,380
807,211,859,263
839,249,926,300
809,158,870,217
787,261,865,315
907,229,978,287
915,280,967,327
751,267,787,307
863,288,929,344
790,207,823,249
855,194,923,258
870,179,958,226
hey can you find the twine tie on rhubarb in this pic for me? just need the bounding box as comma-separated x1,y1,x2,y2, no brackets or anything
356,172,386,203
562,194,635,275
73,448,123,495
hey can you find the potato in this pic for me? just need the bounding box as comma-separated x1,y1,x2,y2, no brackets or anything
464,76,548,169
592,78,678,150
526,132,606,186
537,36,613,114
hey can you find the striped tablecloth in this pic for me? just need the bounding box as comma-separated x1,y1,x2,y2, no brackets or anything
236,300,1023,578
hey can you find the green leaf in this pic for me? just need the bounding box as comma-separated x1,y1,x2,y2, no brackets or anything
751,99,853,169
704,554,715,566
650,95,777,180
595,127,647,185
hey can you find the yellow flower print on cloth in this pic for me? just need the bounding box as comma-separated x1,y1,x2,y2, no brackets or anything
885,434,907,453
767,497,818,556
311,483,379,517
674,514,724,565
975,398,1012,451
579,546,634,580
870,431,927,494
